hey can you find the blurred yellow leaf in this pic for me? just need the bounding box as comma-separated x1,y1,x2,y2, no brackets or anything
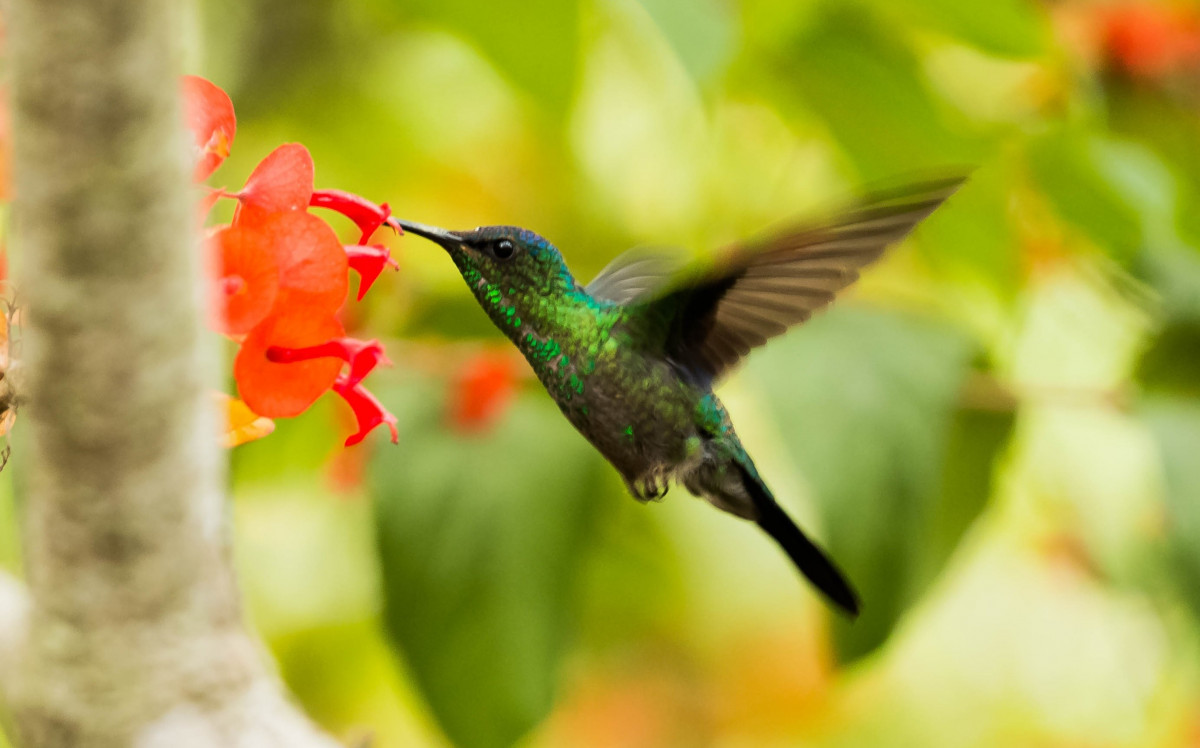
218,393,275,448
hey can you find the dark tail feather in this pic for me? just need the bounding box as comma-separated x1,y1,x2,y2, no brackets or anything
740,468,860,617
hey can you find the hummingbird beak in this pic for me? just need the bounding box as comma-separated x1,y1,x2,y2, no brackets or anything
394,219,463,251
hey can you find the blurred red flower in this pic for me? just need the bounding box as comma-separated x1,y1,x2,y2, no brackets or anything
450,350,520,433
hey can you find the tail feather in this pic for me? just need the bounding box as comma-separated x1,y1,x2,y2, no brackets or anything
739,467,860,617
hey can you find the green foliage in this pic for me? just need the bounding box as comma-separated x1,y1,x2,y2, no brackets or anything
1141,399,1200,623
371,379,608,748
915,160,1021,298
1027,129,1185,262
749,307,1011,662
869,0,1050,58
777,6,984,179
633,0,736,83
401,0,580,115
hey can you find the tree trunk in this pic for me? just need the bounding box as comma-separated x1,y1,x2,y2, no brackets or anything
2,0,340,745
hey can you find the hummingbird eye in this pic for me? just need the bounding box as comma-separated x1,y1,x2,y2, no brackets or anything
493,239,515,260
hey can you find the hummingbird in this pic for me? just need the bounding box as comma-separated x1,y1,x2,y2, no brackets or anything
397,177,963,616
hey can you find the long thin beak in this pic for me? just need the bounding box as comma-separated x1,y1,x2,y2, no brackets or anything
394,219,461,249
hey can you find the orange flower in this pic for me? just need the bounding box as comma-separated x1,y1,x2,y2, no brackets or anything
450,350,519,433
210,224,279,335
235,309,345,418
182,75,236,181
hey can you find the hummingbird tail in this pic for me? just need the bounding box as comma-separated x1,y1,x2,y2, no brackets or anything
739,467,861,617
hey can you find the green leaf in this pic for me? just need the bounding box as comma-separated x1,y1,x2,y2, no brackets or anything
1141,398,1200,622
634,0,736,83
1135,243,1200,325
371,378,606,748
1027,130,1183,263
915,161,1020,299
1136,321,1200,399
404,0,580,115
748,307,1011,662
871,0,1050,58
780,6,983,179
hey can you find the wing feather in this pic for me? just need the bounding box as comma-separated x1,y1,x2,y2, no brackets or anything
642,176,965,381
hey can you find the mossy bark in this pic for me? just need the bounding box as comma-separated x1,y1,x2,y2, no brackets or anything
2,1,339,745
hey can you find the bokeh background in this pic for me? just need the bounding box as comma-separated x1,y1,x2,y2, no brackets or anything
6,0,1200,746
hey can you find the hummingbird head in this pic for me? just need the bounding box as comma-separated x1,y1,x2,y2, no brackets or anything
396,219,579,295
396,219,587,336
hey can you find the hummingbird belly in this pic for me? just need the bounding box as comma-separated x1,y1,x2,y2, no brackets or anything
553,347,707,500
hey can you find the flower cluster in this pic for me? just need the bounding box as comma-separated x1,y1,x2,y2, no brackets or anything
1091,2,1200,79
184,75,399,447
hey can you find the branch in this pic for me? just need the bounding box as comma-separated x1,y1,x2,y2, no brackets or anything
0,571,28,698
6,1,338,745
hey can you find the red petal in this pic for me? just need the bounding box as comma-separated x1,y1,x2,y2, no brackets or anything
265,336,388,388
182,76,236,182
209,224,279,335
235,310,345,418
261,211,349,313
450,350,519,433
345,245,398,300
310,189,397,243
234,143,315,226
333,376,398,446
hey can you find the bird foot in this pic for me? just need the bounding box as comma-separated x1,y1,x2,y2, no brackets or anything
626,475,670,502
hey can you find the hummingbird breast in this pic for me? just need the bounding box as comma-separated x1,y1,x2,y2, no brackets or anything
518,311,706,488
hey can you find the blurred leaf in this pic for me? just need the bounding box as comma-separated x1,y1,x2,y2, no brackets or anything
371,378,607,748
1136,321,1200,399
403,0,580,115
749,307,1009,662
870,0,1050,58
780,6,983,179
1135,242,1200,324
634,0,736,83
1141,398,1200,621
231,396,341,485
916,161,1020,299
1027,130,1183,263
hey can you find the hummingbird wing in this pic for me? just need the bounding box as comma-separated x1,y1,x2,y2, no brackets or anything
585,247,689,305
637,176,965,381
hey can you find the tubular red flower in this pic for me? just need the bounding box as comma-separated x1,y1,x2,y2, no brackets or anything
345,245,399,300
182,75,236,181
265,336,389,388
310,189,402,243
333,375,398,446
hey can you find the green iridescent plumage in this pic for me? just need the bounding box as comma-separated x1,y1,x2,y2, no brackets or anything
398,177,964,616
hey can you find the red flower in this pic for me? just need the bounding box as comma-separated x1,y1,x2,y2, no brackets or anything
183,75,400,448
1101,3,1200,77
345,245,399,300
234,143,315,225
450,350,519,433
235,309,346,418
182,75,236,182
334,375,399,446
259,211,349,313
310,189,402,244
210,224,279,335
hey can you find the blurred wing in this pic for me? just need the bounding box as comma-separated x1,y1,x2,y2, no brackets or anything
586,247,688,305
649,177,965,381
